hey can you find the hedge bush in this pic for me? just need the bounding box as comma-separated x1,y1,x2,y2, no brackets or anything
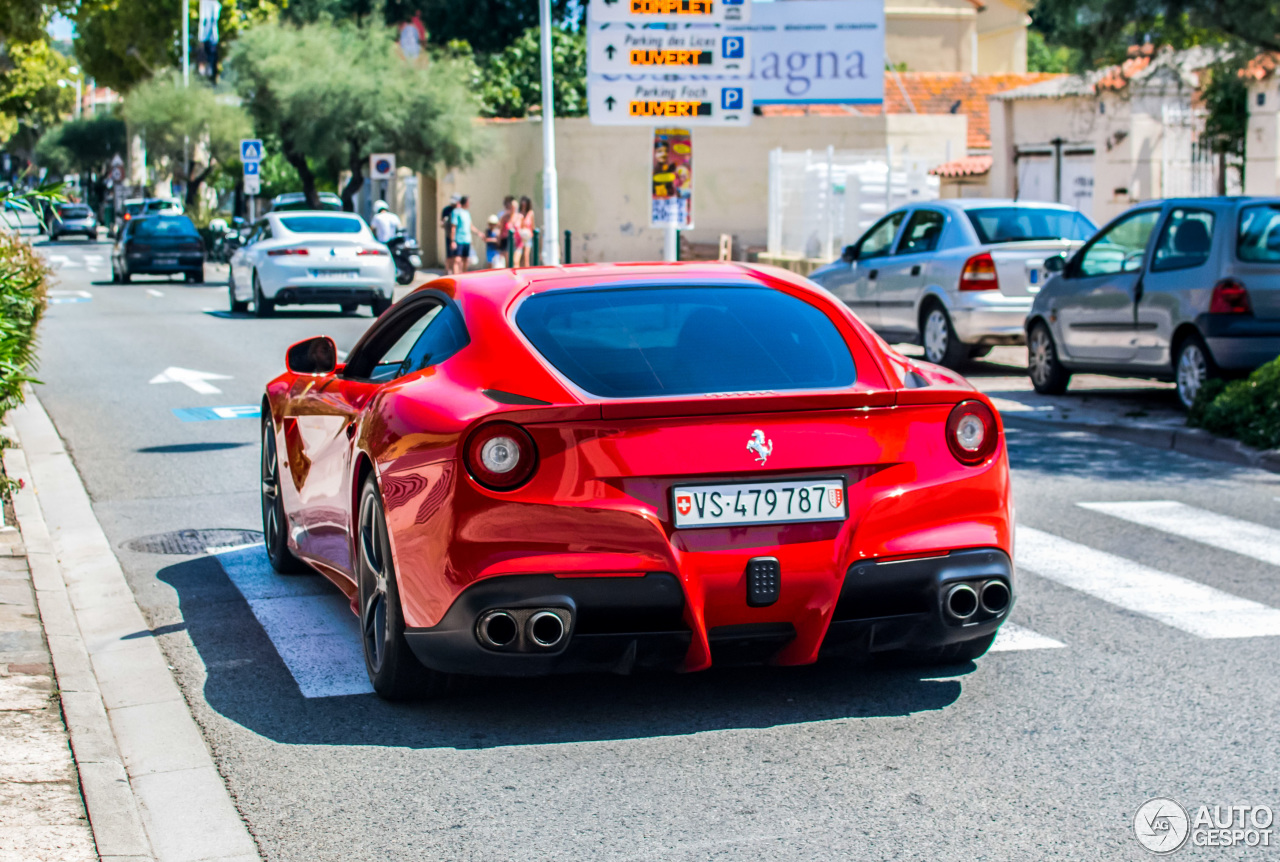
1188,356,1280,451
0,229,49,414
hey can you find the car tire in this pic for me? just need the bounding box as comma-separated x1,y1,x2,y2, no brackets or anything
261,420,310,575
356,475,447,701
340,303,359,315
1027,321,1070,395
371,296,393,317
1174,332,1217,411
920,303,968,370
119,266,131,284
187,267,204,284
253,273,275,317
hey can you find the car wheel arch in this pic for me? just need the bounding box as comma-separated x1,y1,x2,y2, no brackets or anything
1170,322,1210,370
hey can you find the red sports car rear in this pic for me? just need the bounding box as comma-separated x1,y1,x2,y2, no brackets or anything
262,262,1013,699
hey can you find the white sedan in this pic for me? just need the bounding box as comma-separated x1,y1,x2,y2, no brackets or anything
228,211,396,317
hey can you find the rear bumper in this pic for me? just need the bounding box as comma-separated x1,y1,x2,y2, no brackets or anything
125,255,204,273
950,297,1032,345
273,286,389,305
404,549,1014,676
1199,314,1280,371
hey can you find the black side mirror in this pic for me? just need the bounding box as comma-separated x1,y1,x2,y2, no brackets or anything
841,245,858,263
1043,254,1066,274
286,336,337,375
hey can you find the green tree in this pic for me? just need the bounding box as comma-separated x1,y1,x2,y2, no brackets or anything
381,0,577,55
1027,29,1078,74
477,25,585,118
228,20,483,211
1,0,73,44
122,71,251,208
34,114,126,208
0,39,74,145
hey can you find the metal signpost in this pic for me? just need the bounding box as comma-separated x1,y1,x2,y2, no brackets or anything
587,0,753,261
241,139,262,219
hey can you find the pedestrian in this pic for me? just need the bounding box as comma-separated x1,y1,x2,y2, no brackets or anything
371,200,401,243
484,215,503,269
517,196,535,267
441,193,460,269
448,196,484,275
497,195,520,267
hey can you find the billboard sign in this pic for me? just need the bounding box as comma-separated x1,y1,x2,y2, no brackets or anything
651,128,693,228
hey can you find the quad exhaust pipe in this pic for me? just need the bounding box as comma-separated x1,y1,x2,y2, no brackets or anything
943,583,979,622
979,579,1011,615
476,608,569,650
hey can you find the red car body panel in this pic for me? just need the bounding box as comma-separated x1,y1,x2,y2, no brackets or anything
265,262,1013,673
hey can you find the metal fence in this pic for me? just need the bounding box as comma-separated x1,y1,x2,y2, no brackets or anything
1161,104,1243,198
767,146,940,262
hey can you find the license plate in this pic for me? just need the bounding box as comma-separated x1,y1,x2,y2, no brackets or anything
309,269,360,279
672,478,848,529
155,257,177,266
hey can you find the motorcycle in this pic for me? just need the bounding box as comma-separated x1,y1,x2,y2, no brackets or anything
385,231,421,285
209,217,247,264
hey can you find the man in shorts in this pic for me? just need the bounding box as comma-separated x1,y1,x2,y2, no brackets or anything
448,196,483,274
441,194,460,267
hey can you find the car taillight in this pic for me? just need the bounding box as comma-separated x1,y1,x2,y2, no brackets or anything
959,252,999,291
357,247,388,256
1209,279,1251,315
267,247,310,256
122,213,131,221
946,400,998,466
465,422,537,490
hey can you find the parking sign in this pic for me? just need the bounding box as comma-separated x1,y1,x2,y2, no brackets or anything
243,161,260,176
720,87,745,111
722,35,745,60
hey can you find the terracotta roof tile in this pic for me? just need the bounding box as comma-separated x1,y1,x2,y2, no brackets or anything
760,72,1064,150
930,155,992,177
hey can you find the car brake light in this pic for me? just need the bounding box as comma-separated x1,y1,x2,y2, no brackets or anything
357,247,388,256
465,422,537,490
959,252,999,291
267,247,310,256
946,400,998,466
1209,279,1251,315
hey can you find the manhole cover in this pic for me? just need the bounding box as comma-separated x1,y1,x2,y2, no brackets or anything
124,529,264,555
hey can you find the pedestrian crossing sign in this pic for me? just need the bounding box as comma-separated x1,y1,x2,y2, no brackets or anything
240,139,263,162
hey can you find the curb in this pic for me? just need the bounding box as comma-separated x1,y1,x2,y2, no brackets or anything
1001,413,1280,474
5,392,260,862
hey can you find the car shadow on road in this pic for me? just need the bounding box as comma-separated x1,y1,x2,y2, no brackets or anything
157,554,967,750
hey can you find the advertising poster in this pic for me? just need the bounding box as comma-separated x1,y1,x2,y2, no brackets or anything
651,128,693,228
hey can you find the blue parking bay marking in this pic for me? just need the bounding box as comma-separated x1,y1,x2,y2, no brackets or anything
172,405,261,422
212,544,374,698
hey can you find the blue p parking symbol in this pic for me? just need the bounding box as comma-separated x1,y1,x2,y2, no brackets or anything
721,87,745,111
722,36,745,60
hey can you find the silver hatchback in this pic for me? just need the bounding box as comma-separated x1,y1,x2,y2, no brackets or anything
809,199,1095,369
1027,197,1280,409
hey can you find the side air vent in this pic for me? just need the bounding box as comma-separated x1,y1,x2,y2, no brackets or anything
482,389,552,406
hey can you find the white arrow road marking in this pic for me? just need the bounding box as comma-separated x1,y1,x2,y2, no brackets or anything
1017,526,1280,639
146,289,165,297
988,622,1065,652
1079,501,1280,568
149,366,232,395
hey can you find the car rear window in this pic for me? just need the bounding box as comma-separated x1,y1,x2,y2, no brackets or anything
966,207,1096,244
515,286,856,398
59,205,91,218
1237,204,1280,262
132,217,199,238
279,215,364,234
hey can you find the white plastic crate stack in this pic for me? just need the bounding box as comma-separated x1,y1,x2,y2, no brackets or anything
768,146,939,262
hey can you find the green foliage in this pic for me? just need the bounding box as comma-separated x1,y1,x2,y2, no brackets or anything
228,20,482,209
1027,29,1078,74
382,0,578,55
0,38,75,145
122,71,251,208
0,215,51,413
1201,58,1249,187
1189,356,1280,451
1,0,73,45
34,115,127,175
477,26,585,119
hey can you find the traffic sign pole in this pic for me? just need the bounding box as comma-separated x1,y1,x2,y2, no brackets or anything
540,0,560,266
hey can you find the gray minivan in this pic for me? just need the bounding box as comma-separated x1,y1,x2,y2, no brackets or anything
1027,197,1280,408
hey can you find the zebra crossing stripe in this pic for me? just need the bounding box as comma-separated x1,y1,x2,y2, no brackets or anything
212,545,374,698
989,622,1065,652
1078,501,1280,568
1016,526,1280,639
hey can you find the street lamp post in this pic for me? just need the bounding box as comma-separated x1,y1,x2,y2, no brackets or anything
538,0,560,266
57,69,82,120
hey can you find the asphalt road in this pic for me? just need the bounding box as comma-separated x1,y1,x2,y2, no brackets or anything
25,238,1280,861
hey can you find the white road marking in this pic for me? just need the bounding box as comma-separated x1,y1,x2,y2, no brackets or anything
146,289,165,297
1017,526,1280,639
1079,500,1280,568
48,289,92,298
989,622,1065,652
46,254,74,267
212,545,374,698
84,254,104,265
149,366,231,395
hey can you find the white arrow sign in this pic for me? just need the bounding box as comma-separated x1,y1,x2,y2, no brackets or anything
150,367,232,395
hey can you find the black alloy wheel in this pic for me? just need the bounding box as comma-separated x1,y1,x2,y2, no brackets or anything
357,475,445,700
261,421,308,574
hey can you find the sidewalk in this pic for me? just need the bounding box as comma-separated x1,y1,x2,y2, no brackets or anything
0,480,96,861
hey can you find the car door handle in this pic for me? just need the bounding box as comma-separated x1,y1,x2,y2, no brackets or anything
911,265,921,276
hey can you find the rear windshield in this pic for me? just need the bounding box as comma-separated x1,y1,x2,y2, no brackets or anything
966,207,1096,244
143,200,180,212
516,286,856,398
59,205,91,218
124,202,145,215
1237,204,1280,262
280,215,364,234
131,217,199,238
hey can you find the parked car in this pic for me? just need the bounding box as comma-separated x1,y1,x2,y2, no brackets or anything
270,192,343,212
810,199,1096,369
112,214,205,283
262,262,1014,699
1027,197,1280,409
49,203,98,241
112,197,183,238
228,210,395,316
